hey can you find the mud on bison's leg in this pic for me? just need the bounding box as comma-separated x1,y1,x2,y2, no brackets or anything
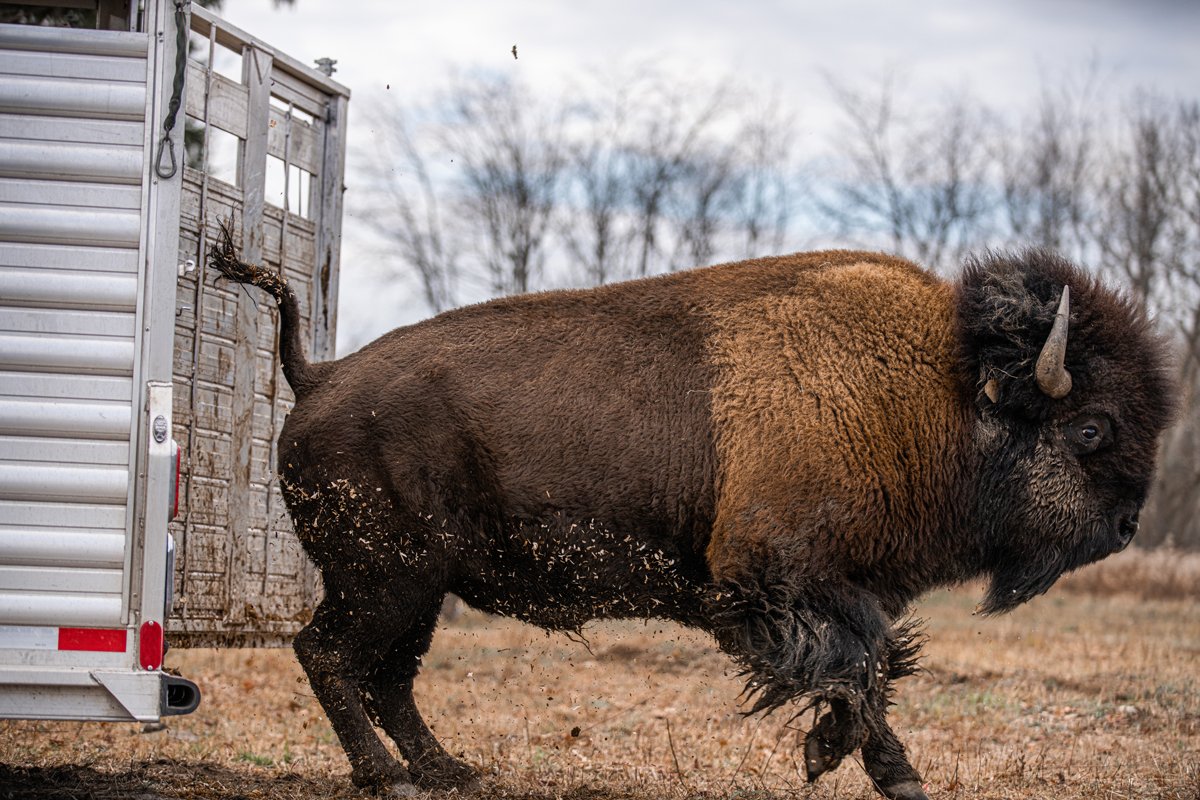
362,598,479,791
294,595,414,796
803,695,864,781
804,696,927,800
861,619,927,800
861,716,927,800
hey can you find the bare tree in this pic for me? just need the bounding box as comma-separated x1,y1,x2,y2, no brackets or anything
619,77,734,276
730,101,795,259
818,75,995,271
442,74,567,297
666,142,739,269
1170,101,1200,383
1093,98,1180,305
995,72,1100,259
558,80,639,287
357,99,459,312
559,71,795,284
1092,98,1200,548
356,75,566,303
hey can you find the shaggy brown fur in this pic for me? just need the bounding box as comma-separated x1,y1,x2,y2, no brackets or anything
209,225,1175,800
704,254,967,605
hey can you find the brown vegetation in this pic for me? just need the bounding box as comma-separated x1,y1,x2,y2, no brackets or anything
1058,546,1200,601
2,585,1197,799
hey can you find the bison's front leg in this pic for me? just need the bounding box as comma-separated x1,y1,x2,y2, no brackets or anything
804,699,926,800
860,716,927,800
804,619,927,800
708,580,924,799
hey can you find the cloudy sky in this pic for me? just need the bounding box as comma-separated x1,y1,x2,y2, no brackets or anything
216,0,1200,352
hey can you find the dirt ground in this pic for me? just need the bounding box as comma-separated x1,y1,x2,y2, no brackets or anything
1,584,1197,800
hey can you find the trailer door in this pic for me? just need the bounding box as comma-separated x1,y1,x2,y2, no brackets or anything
168,7,348,647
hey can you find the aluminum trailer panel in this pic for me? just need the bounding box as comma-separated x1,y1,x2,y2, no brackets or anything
0,1,192,722
0,1,348,729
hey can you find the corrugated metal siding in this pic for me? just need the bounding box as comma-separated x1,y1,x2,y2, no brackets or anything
0,24,148,629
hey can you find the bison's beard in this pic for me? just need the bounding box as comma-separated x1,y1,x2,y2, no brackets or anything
979,521,1115,615
979,559,1067,614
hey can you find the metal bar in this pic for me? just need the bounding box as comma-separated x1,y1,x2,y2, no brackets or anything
0,75,145,120
0,25,147,58
261,100,295,591
312,93,347,360
178,21,219,622
188,6,350,100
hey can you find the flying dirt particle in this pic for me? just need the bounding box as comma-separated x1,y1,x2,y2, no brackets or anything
570,726,581,737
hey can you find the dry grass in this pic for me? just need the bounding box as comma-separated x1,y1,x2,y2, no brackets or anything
1057,546,1200,601
2,586,1197,800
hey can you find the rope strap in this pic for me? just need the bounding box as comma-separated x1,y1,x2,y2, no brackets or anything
155,1,189,179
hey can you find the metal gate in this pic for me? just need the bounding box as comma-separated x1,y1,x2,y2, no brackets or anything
168,7,348,646
0,2,187,721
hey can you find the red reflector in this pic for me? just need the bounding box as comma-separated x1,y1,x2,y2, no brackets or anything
139,621,164,670
58,627,126,652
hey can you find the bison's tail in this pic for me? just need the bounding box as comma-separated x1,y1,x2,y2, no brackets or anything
207,220,326,396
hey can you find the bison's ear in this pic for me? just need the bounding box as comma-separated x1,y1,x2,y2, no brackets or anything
982,375,1000,404
956,250,1083,420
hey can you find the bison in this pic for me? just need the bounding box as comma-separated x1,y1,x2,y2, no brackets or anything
210,229,1175,800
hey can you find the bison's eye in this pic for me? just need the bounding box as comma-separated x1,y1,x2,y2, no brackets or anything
1064,414,1113,455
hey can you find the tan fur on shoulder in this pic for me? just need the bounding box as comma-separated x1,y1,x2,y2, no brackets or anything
702,253,967,583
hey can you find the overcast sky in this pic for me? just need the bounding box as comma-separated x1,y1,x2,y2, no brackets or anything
216,0,1200,352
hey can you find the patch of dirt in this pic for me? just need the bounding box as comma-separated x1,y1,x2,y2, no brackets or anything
0,761,350,800
2,589,1198,800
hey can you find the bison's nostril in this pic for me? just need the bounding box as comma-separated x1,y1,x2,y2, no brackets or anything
1117,514,1139,546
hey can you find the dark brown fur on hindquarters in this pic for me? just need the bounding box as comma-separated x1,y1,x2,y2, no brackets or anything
210,223,1176,794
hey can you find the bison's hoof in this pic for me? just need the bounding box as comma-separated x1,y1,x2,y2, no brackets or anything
410,755,480,792
878,779,930,800
355,779,418,798
803,734,843,782
351,761,416,796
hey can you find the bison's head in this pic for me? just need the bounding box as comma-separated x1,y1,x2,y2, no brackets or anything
956,250,1177,614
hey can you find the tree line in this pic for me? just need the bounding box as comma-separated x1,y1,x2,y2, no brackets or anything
353,67,1200,550
356,69,794,309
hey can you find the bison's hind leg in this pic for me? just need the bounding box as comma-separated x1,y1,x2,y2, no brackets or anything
362,598,479,791
293,593,416,795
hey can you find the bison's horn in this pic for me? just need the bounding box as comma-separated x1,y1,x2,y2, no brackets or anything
1034,286,1072,399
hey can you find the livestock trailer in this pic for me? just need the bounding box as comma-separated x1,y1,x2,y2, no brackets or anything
0,0,348,723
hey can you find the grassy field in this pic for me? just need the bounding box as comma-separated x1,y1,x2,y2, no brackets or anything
2,555,1198,799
